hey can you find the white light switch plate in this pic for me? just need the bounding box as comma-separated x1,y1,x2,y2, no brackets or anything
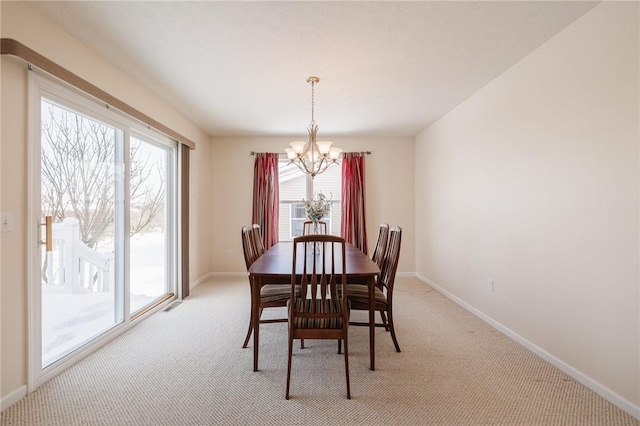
1,212,13,232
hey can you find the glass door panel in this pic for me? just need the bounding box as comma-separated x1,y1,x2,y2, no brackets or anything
40,99,124,368
129,137,173,313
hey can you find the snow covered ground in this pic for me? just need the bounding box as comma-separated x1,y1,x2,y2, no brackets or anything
42,232,168,367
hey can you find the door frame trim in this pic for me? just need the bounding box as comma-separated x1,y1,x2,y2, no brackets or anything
1,38,196,150
27,64,42,392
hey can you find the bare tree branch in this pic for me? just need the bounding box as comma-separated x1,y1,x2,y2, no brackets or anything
41,102,165,249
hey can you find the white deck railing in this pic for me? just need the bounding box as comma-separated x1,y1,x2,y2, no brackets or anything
43,217,114,293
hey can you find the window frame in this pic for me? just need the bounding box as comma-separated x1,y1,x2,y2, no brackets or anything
278,156,341,241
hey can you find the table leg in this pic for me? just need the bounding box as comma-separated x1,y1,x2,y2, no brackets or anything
252,277,260,372
369,275,375,371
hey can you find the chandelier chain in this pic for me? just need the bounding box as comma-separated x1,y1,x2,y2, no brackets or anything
310,79,315,125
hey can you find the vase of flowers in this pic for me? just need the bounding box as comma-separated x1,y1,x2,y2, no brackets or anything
302,193,331,255
303,192,332,232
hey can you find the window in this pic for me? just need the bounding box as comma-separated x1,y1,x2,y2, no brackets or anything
278,157,341,241
289,202,332,238
289,203,307,238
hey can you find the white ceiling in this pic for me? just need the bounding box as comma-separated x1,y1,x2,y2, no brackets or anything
29,1,597,138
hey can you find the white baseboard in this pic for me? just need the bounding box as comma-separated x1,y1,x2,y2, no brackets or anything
207,272,246,278
189,273,214,290
189,272,247,290
415,273,640,420
1,385,27,412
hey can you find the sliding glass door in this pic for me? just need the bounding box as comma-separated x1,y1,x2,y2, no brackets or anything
31,73,177,379
39,99,125,367
129,136,176,315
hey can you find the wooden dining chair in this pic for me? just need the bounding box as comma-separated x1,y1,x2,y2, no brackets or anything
241,225,293,351
343,226,402,353
367,223,390,326
286,234,351,399
241,225,260,270
302,220,328,235
371,223,389,268
252,223,265,256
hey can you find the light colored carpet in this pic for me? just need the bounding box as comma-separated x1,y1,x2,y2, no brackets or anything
1,276,637,425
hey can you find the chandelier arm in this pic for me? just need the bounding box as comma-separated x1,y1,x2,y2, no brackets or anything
291,160,307,175
297,156,313,176
289,155,337,179
316,157,331,174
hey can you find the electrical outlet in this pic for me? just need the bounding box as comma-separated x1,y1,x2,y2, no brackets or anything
226,250,232,257
1,212,13,232
487,279,494,292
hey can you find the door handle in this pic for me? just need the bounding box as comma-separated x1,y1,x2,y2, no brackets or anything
39,215,53,252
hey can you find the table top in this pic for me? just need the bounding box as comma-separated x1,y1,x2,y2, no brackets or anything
249,241,380,278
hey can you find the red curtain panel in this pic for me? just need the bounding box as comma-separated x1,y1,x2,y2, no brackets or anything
341,152,368,254
252,153,279,249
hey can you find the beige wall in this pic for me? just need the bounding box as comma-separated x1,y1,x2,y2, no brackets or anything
415,2,639,408
0,54,29,405
209,136,415,275
188,139,213,285
1,2,212,401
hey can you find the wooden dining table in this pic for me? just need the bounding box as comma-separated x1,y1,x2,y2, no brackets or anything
248,241,380,372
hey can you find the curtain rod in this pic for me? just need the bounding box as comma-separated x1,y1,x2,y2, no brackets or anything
250,151,372,156
1,38,196,150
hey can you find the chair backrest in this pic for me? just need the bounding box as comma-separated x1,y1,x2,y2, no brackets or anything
252,224,265,255
378,226,402,296
290,234,348,322
241,225,259,271
302,221,328,236
371,223,389,268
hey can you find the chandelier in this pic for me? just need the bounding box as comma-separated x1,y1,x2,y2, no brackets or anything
285,76,342,178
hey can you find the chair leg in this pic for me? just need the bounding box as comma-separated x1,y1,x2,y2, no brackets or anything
380,311,390,331
242,320,253,348
387,309,401,353
244,296,259,349
286,335,294,400
337,339,342,354
343,335,351,399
